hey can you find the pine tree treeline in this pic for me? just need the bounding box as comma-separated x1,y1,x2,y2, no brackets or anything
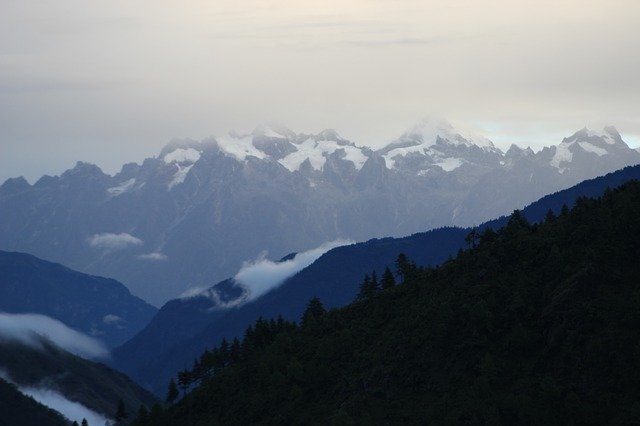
168,315,298,400
133,181,640,425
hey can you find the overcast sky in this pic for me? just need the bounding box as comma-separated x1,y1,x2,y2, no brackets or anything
1,0,640,182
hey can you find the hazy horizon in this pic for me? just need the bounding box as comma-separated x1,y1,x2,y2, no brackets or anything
2,0,640,182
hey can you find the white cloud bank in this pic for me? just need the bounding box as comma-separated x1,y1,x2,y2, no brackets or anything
181,240,351,307
235,240,350,302
88,232,143,250
0,312,109,359
21,386,112,425
138,252,168,261
0,369,111,425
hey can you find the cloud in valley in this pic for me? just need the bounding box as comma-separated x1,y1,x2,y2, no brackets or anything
20,386,111,425
138,252,168,261
0,312,109,359
0,369,110,425
88,232,143,250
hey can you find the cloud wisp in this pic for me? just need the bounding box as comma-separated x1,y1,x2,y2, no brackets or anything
0,312,109,360
181,240,351,308
21,386,111,425
138,252,168,261
0,369,110,425
88,232,143,250
235,240,350,302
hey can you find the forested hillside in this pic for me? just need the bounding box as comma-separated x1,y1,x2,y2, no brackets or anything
0,379,68,426
136,180,640,425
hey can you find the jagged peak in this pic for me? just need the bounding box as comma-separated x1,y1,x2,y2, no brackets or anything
158,138,202,159
315,129,344,142
63,161,105,177
0,176,31,194
252,123,296,139
396,117,495,150
562,125,626,147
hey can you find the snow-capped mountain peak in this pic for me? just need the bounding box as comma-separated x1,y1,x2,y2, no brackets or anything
548,126,635,173
399,117,495,149
378,117,502,171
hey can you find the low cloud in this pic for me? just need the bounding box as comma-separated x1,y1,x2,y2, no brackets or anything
102,314,123,325
21,386,111,425
0,369,110,425
88,232,143,250
234,240,350,302
0,312,109,359
180,240,351,308
138,252,168,261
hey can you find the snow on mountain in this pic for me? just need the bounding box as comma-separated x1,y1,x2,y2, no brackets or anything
107,178,136,196
548,127,627,172
215,133,268,162
378,118,500,170
168,164,194,189
163,147,201,164
278,136,368,172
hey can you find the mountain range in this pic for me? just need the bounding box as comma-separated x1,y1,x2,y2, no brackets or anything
112,164,640,395
1,119,638,305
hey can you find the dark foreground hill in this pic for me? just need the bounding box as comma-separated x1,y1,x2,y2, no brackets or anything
114,164,640,394
0,250,157,348
137,180,640,424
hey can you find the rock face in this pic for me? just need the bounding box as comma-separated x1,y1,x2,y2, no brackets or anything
1,120,638,305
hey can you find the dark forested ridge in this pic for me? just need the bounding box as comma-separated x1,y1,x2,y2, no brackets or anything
136,180,640,425
0,379,68,426
114,164,640,395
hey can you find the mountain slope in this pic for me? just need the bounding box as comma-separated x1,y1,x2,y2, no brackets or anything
114,164,640,394
2,121,638,305
0,251,157,348
138,179,640,425
0,336,157,423
0,378,68,426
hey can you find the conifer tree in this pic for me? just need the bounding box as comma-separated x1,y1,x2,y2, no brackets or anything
358,273,379,300
381,266,396,289
115,398,127,422
302,297,326,327
81,419,88,426
395,253,411,283
166,378,179,404
230,337,242,364
137,405,149,424
177,369,191,395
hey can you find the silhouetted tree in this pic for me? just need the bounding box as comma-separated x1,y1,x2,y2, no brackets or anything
358,273,379,300
137,405,149,425
166,378,179,404
115,398,127,422
302,297,326,327
177,369,191,395
465,227,479,248
395,253,412,283
381,266,396,289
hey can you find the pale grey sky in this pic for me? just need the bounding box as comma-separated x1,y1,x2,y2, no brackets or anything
1,0,640,182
